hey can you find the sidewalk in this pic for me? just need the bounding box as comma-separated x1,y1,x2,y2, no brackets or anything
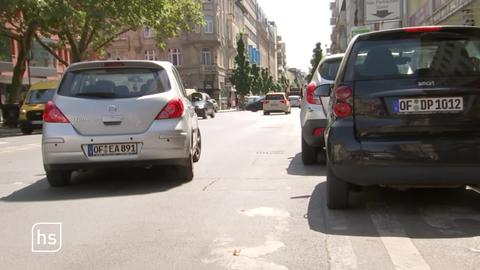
217,108,238,113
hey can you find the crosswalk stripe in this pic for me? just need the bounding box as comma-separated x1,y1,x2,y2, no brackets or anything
368,203,431,270
325,209,359,270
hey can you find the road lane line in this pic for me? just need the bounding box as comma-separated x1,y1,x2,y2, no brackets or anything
368,203,431,270
325,209,358,270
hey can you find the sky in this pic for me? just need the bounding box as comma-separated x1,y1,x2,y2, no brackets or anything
256,0,332,73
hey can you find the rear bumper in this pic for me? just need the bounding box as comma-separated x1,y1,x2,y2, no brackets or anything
44,158,188,171
42,119,191,170
263,104,289,112
302,118,327,147
326,120,480,186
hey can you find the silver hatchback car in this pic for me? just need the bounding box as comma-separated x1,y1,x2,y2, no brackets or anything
42,60,201,187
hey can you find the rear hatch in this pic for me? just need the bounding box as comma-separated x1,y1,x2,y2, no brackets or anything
265,93,286,108
55,64,172,136
346,27,480,140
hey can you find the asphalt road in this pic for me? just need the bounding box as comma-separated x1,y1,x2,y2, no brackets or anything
0,109,479,270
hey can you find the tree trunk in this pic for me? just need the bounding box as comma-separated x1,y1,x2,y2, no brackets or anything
7,28,35,104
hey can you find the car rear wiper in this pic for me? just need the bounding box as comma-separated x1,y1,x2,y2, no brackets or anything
74,92,117,98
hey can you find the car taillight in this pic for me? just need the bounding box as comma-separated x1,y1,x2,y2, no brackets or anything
306,82,321,105
335,85,352,100
155,97,184,120
313,128,325,136
404,26,442,33
333,85,353,118
263,100,269,104
280,100,286,104
43,101,70,123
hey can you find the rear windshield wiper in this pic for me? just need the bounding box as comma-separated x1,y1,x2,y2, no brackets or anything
74,92,117,98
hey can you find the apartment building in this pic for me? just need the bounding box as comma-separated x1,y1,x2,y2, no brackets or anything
107,0,279,103
407,0,478,26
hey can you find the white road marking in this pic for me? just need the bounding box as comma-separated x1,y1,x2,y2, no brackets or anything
0,143,39,154
325,209,359,270
368,203,431,270
203,207,290,270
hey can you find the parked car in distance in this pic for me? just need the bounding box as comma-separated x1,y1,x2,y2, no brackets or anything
19,80,59,135
288,95,301,107
246,97,264,112
325,26,480,209
300,54,343,164
263,92,291,115
42,60,201,187
190,92,215,119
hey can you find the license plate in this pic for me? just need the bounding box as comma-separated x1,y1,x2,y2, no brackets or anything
393,97,463,114
86,143,138,157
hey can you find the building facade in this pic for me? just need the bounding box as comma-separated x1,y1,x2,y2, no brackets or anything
107,0,279,104
0,35,71,104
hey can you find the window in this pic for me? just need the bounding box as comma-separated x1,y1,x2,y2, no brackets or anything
145,50,156,60
0,36,11,61
202,48,212,65
319,59,341,81
144,27,154,38
204,16,214,34
169,48,181,66
30,40,56,68
58,68,171,99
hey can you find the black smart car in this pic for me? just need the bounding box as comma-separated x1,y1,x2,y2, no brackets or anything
323,26,480,209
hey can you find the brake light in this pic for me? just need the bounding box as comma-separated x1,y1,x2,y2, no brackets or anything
43,101,70,123
306,82,321,105
155,97,184,120
333,103,352,118
263,100,269,104
104,62,125,67
280,100,286,104
313,128,325,136
335,86,352,100
404,26,442,33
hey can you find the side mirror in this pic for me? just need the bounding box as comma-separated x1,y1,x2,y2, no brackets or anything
314,84,333,97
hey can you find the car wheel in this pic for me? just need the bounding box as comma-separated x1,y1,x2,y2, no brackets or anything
193,129,201,163
301,136,317,165
21,127,33,135
177,155,194,182
327,166,349,209
252,109,257,112
264,111,270,115
210,110,215,118
202,110,208,119
46,170,72,187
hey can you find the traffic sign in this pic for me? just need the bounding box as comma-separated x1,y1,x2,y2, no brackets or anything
365,0,401,23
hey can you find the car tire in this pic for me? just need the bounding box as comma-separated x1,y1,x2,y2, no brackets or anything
21,127,33,135
264,111,270,115
210,110,215,118
177,155,194,182
326,166,349,209
202,110,208,119
193,129,201,163
46,170,71,187
301,136,317,165
252,109,257,112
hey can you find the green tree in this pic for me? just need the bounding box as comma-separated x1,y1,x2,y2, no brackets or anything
306,42,323,82
259,68,274,94
230,33,251,98
0,0,50,103
36,0,204,63
250,64,261,95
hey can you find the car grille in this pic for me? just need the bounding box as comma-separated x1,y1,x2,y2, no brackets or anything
27,110,43,121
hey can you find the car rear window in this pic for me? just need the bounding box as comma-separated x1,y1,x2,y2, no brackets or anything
26,89,55,104
266,94,285,100
345,31,480,81
288,96,300,101
319,59,341,80
58,68,171,98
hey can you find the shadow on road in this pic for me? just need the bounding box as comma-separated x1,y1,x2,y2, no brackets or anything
1,166,186,202
286,153,326,176
307,182,480,239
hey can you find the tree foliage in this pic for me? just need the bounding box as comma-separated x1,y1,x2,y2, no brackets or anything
250,64,262,95
38,0,204,63
0,0,51,103
306,42,323,82
230,33,251,97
